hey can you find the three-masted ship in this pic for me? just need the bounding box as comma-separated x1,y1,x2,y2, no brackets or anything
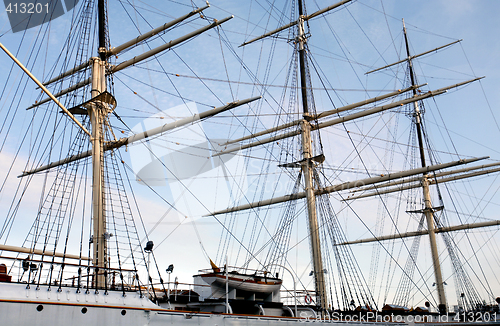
0,0,499,325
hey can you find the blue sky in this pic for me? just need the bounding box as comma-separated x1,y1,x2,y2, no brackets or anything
0,0,499,309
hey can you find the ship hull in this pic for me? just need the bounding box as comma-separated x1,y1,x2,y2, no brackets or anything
0,282,375,325
3,281,500,326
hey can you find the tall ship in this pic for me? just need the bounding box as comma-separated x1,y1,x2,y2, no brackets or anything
0,0,499,325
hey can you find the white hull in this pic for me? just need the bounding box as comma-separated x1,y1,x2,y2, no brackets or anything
0,282,155,325
0,282,321,325
0,282,412,326
4,282,496,326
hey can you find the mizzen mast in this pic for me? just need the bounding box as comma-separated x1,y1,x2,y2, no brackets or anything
402,19,447,312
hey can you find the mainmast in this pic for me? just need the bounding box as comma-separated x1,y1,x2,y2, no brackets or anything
91,0,108,288
403,20,447,312
296,0,328,311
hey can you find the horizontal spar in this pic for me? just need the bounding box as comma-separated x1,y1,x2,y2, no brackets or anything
314,84,426,119
336,220,500,246
215,89,445,156
206,157,486,216
27,78,91,110
111,15,233,72
28,15,233,110
215,77,481,156
222,84,425,146
106,5,210,57
42,61,91,87
349,161,500,193
19,97,261,177
114,96,260,146
0,244,90,260
240,0,353,47
41,5,211,87
346,165,500,200
366,39,462,75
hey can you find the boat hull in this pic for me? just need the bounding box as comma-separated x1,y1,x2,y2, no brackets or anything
199,272,282,293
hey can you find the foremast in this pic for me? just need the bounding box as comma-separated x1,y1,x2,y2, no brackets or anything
403,20,447,312
91,0,108,289
12,1,260,291
90,56,107,288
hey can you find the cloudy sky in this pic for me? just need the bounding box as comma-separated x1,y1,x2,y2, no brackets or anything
0,0,499,308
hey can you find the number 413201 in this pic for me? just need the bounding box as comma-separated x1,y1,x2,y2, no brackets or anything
6,3,50,14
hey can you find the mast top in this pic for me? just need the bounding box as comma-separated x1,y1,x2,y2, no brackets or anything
98,0,107,61
240,0,353,47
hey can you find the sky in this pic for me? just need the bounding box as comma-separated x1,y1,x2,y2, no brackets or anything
0,0,499,310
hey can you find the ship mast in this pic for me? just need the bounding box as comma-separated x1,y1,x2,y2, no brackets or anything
8,0,248,290
90,0,108,289
207,4,495,312
403,20,447,312
296,0,328,311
